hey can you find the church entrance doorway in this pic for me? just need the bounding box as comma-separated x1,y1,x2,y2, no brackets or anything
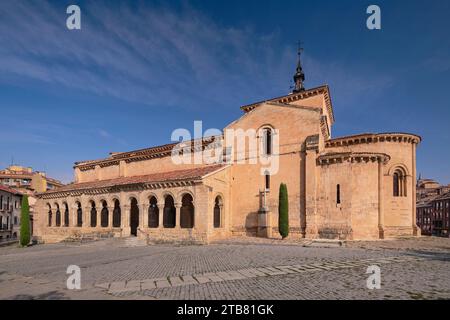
130,198,139,236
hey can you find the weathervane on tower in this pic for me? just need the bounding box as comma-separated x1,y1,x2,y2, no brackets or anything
292,41,305,93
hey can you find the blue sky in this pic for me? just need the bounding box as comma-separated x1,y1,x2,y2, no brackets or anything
0,0,449,184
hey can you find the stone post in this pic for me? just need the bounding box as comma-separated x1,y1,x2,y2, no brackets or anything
219,204,224,228
83,206,90,228
108,206,114,228
122,205,130,236
257,207,272,238
157,204,164,229
175,203,181,229
72,204,78,227
96,207,101,229
141,203,148,229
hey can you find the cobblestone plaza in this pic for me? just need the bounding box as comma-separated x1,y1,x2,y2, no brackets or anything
0,237,449,300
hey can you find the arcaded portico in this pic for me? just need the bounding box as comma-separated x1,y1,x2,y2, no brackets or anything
36,165,230,243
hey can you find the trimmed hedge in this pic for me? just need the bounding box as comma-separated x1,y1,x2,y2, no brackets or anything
278,183,289,239
20,195,30,247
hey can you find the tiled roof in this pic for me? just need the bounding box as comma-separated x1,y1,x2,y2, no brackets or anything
41,164,226,195
0,185,23,195
434,191,450,201
416,194,443,207
74,136,222,170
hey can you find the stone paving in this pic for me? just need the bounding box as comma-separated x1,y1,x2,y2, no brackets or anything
0,236,449,300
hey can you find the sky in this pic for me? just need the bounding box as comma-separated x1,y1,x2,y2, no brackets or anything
0,0,449,184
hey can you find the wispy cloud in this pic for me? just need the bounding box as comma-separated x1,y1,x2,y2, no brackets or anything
0,1,287,109
0,131,55,145
0,1,393,112
98,129,111,139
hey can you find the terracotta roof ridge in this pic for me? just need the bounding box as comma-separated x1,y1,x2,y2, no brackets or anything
39,164,227,196
0,185,23,195
74,135,223,168
240,84,329,109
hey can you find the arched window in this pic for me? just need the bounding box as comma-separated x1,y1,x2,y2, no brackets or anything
163,195,176,228
112,199,121,228
393,169,407,197
76,202,82,227
64,203,69,227
214,196,222,228
336,184,341,204
263,128,273,155
101,200,109,227
148,196,159,228
47,204,52,227
180,194,194,228
55,204,61,227
90,201,97,227
265,173,270,191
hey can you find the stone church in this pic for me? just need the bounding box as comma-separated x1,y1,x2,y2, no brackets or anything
35,54,421,243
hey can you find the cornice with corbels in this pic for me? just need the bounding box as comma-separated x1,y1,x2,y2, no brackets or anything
325,133,421,148
38,180,200,200
317,152,391,166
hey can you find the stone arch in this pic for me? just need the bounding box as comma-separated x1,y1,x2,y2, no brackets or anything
163,194,176,228
100,200,109,227
126,193,140,204
162,191,176,202
180,193,194,228
387,163,410,176
148,195,159,228
176,189,194,202
214,194,224,228
89,200,97,227
258,124,275,156
145,192,159,202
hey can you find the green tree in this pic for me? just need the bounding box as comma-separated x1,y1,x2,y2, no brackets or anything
20,195,31,247
278,183,289,239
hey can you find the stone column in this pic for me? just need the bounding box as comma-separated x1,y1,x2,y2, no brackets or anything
72,204,78,227
108,207,114,228
122,205,130,236
175,203,181,229
220,204,224,228
96,206,101,229
83,206,90,228
52,210,55,228
157,204,164,229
